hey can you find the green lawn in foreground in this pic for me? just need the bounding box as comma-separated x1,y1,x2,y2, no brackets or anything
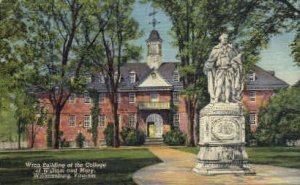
0,148,161,185
172,146,300,169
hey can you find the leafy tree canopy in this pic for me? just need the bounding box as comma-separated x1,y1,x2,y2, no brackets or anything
255,87,300,146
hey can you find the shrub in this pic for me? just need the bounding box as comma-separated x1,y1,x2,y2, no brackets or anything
163,129,186,146
104,123,114,146
121,127,145,146
76,133,85,148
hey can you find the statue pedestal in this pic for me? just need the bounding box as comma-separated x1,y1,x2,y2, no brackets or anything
193,103,255,175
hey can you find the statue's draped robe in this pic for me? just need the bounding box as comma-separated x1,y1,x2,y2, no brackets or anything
204,43,243,102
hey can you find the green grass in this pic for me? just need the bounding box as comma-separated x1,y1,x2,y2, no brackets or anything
0,148,161,185
172,146,300,169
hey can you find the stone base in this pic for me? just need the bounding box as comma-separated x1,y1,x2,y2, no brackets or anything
193,166,256,176
194,103,255,175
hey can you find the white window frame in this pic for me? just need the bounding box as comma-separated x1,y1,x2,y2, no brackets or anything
98,115,105,127
128,114,136,128
129,71,136,83
69,115,76,127
69,93,76,104
84,92,91,103
173,92,179,105
99,93,105,103
86,75,92,83
173,71,180,82
249,91,256,102
249,113,256,125
129,93,136,104
99,74,105,83
150,92,159,102
248,72,256,81
84,115,92,127
173,114,180,127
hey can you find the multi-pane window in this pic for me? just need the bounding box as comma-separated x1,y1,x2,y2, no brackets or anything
249,91,256,102
69,115,76,127
130,71,136,83
173,114,180,127
173,71,180,82
99,74,105,83
114,72,121,82
248,72,256,81
129,93,136,104
86,75,92,83
128,114,136,128
84,115,91,127
150,92,159,102
249,113,256,125
84,92,91,103
99,93,105,103
98,115,105,127
173,92,179,104
69,93,76,104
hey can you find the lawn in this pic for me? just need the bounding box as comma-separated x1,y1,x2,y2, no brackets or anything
0,148,161,185
172,146,300,169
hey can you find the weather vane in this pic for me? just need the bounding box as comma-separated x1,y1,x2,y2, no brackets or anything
148,9,160,30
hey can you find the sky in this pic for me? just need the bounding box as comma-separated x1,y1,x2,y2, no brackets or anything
132,2,300,85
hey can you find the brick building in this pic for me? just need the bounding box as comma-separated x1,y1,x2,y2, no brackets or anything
29,29,289,148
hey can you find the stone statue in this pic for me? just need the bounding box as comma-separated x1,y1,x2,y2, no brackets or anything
204,33,244,103
194,33,255,175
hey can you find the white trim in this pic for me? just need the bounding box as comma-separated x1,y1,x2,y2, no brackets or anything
84,115,92,127
129,93,136,104
249,91,256,102
69,115,76,127
173,114,180,127
98,115,105,127
128,114,136,128
173,92,179,105
84,92,91,103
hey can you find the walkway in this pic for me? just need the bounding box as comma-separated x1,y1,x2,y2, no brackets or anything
133,147,300,185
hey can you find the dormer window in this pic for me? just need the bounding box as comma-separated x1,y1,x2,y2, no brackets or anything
86,75,92,83
114,72,121,82
248,72,256,81
99,74,105,83
130,71,136,83
173,71,180,82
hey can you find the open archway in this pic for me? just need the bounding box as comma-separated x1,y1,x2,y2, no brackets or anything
146,113,163,138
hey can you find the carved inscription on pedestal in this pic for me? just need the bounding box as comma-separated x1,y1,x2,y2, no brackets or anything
211,118,238,141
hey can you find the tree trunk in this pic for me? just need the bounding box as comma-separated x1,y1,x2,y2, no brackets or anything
18,121,21,149
31,120,35,148
185,97,195,146
112,98,120,147
52,106,61,149
194,110,200,146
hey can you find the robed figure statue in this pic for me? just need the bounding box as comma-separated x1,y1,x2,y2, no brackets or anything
204,33,244,103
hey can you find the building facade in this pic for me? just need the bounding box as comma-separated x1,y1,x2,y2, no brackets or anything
29,30,289,148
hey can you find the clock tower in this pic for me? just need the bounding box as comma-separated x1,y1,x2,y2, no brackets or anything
147,29,162,69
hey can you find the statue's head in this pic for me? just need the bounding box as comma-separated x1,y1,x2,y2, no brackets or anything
219,33,229,45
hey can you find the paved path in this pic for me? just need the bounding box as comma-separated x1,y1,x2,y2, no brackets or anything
133,147,300,185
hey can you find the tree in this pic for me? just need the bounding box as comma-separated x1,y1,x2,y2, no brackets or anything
19,0,111,149
90,0,142,147
255,87,300,146
146,0,284,146
0,0,26,113
89,90,99,147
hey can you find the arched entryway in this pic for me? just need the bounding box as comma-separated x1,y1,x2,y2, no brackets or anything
146,113,163,138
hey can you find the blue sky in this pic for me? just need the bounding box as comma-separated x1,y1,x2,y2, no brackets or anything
132,2,300,85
